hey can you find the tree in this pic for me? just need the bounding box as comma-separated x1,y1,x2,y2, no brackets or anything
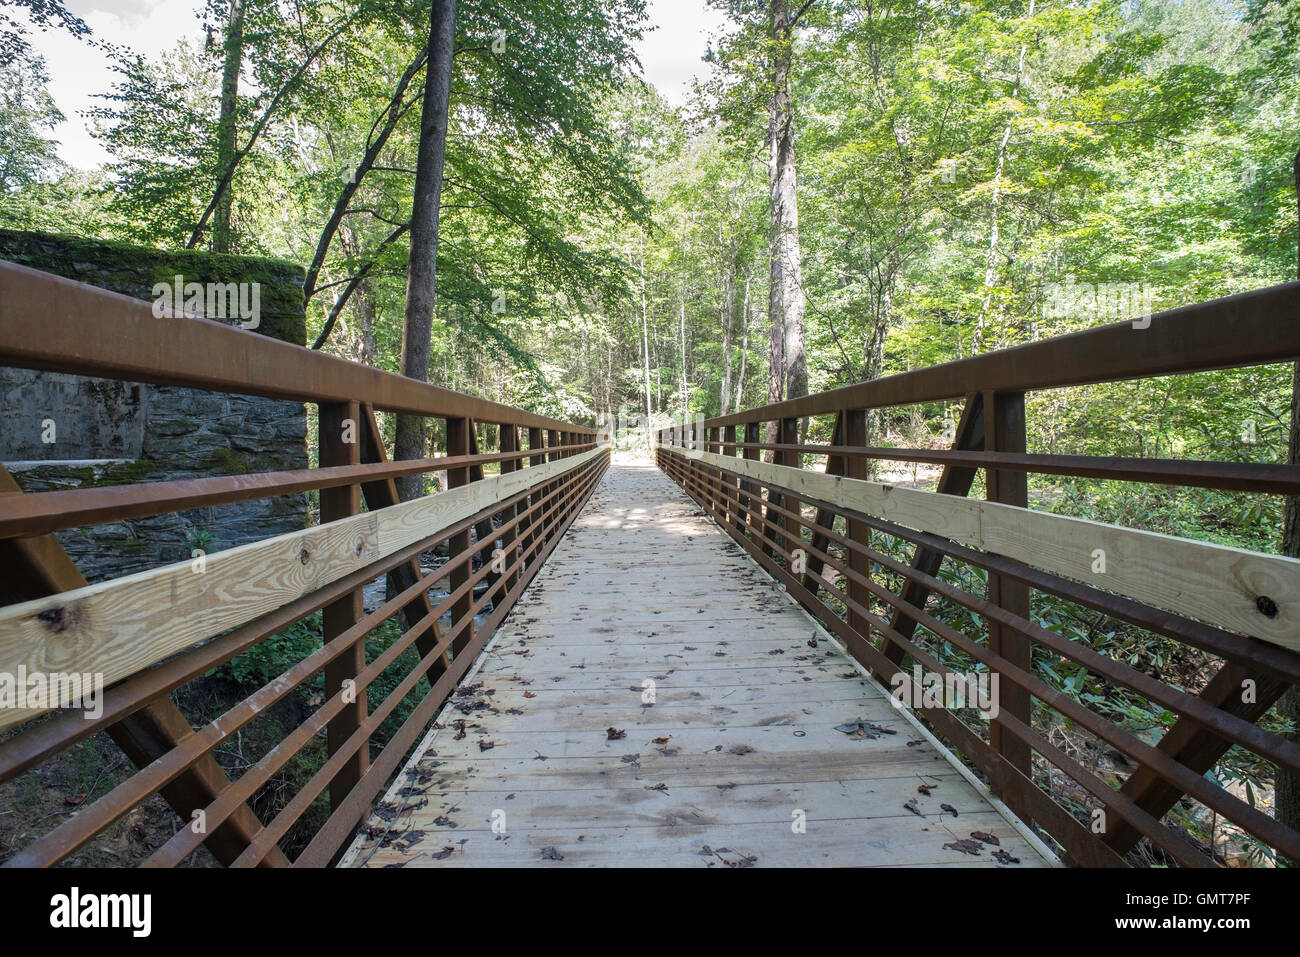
0,0,89,67
0,51,64,194
211,0,246,253
706,0,818,448
394,0,457,501
767,0,812,409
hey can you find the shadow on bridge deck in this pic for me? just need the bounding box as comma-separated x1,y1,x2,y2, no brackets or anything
342,459,1055,867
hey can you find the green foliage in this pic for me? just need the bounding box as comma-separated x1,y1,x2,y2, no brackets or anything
216,613,324,690
0,50,65,194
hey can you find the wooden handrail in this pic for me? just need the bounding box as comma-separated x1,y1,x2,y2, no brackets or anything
0,260,596,434
698,279,1300,428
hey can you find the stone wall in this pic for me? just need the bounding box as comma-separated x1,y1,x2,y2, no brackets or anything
0,229,310,583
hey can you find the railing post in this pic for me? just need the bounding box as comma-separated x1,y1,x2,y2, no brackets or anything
446,416,474,655
707,426,717,514
546,429,560,540
882,392,984,665
984,390,1033,796
523,426,543,560
318,400,369,809
766,417,800,557
743,421,762,539
500,424,521,593
843,410,871,639
725,424,742,534
684,419,697,497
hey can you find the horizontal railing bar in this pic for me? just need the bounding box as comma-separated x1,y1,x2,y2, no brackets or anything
0,443,595,539
992,709,1215,869
709,441,1300,495
697,280,1300,429
0,261,594,434
669,445,1300,649
740,473,1300,777
143,550,497,868
0,447,605,729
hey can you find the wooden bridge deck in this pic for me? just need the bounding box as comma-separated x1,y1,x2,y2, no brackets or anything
342,459,1054,868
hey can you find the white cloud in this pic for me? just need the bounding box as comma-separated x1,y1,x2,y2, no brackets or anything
26,0,205,170
634,0,727,106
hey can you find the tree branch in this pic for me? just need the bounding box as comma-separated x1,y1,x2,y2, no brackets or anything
311,221,410,350
186,13,359,250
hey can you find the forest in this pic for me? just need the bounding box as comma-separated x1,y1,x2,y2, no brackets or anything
1,0,1298,868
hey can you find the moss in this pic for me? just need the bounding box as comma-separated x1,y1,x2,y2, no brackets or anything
56,466,96,485
96,459,157,487
0,227,306,346
205,447,253,474
100,536,149,555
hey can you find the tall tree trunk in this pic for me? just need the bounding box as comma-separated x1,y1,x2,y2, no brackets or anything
769,0,809,407
394,0,456,502
974,0,1034,352
1278,146,1300,866
212,0,245,253
679,296,689,415
721,252,735,415
765,312,783,460
735,273,752,413
639,232,653,455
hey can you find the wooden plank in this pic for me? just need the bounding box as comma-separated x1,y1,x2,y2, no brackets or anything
0,447,605,729
353,814,1045,868
684,450,1300,649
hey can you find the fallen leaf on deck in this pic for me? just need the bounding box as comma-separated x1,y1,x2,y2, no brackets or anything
834,718,898,739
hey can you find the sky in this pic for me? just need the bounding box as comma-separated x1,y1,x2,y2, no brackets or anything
23,0,727,172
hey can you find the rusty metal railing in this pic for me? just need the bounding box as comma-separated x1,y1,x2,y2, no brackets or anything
0,262,609,866
658,280,1300,867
